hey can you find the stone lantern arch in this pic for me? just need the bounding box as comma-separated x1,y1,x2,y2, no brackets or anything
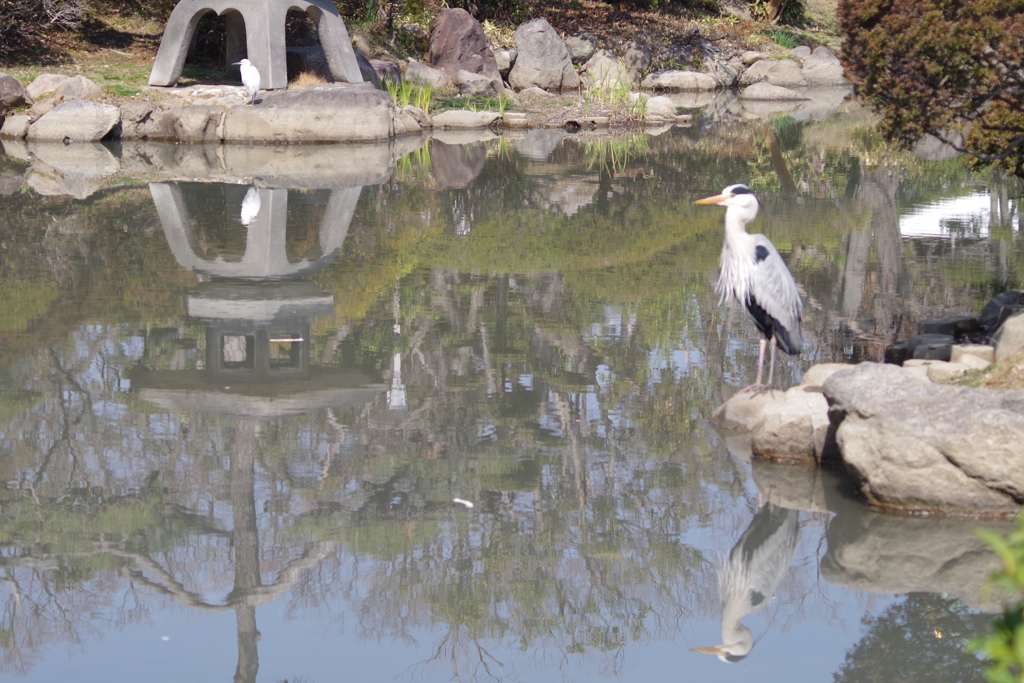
149,0,363,90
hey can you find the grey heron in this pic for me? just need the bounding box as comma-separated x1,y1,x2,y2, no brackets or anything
233,58,260,105
692,503,800,662
696,184,803,387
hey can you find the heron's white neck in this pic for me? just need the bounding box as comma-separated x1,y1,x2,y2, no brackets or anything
716,207,757,305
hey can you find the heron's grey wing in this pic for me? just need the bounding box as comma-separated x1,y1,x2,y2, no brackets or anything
750,234,803,349
731,504,800,612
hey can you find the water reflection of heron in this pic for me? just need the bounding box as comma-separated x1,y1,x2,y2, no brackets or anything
696,184,803,387
693,503,800,662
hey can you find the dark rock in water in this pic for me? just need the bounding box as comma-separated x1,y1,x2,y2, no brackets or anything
911,342,952,361
918,315,977,338
905,333,954,361
884,341,909,365
978,290,1024,334
823,362,1024,514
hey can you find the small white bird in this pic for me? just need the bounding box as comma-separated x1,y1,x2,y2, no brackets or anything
233,58,260,105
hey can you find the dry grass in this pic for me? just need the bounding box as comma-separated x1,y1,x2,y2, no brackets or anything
970,354,1024,391
288,71,327,89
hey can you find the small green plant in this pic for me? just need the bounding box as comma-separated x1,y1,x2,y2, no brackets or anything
969,515,1024,683
768,28,798,49
626,92,648,121
385,78,432,114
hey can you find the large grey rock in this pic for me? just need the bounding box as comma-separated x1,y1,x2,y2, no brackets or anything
118,100,158,139
222,85,395,142
509,18,580,92
54,75,104,101
455,69,503,97
564,35,596,65
641,69,717,91
162,104,224,143
994,310,1024,361
431,109,500,129
429,8,502,82
740,59,807,87
621,41,651,84
0,114,30,139
801,46,847,86
642,95,679,123
28,99,121,142
25,73,69,101
405,58,452,89
494,49,515,79
824,362,1024,514
0,74,26,116
581,50,630,94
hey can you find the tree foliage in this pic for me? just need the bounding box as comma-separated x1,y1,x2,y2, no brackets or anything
839,0,1024,177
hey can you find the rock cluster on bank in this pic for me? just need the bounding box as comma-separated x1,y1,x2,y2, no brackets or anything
0,8,851,145
713,290,1024,516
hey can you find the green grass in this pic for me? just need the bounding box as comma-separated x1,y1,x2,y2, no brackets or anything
385,77,433,113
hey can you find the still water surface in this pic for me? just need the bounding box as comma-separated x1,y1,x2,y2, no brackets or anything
0,103,1022,682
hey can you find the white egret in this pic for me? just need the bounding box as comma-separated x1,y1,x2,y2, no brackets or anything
696,184,803,387
233,58,260,105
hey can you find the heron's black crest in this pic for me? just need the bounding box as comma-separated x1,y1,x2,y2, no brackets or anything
729,184,754,195
754,245,769,263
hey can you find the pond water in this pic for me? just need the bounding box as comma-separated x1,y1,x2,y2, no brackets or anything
0,99,1023,683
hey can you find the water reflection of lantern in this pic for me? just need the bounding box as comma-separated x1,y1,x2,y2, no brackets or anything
134,181,385,415
129,180,384,683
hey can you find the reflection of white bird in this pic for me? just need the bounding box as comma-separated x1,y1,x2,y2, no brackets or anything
240,185,261,227
692,503,800,663
233,58,260,105
696,184,803,387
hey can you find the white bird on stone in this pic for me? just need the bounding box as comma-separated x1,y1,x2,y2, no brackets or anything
233,58,260,105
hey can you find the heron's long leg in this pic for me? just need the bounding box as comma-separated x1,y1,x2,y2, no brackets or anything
755,338,767,385
767,339,777,386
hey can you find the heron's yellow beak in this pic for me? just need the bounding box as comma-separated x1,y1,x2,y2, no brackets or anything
695,193,729,205
691,646,727,655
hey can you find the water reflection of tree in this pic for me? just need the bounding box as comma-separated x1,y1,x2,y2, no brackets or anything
0,116,1023,679
833,593,989,683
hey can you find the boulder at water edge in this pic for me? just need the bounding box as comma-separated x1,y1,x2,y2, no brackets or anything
28,99,121,142
823,362,1024,514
